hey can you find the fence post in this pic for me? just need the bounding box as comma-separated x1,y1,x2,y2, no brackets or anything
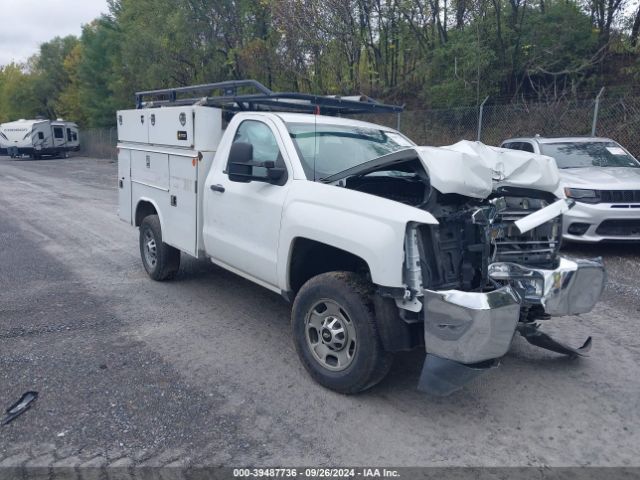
110,127,115,160
591,87,605,136
477,96,489,141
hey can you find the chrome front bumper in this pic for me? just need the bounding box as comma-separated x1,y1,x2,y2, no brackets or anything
418,256,605,394
423,286,521,364
488,257,606,316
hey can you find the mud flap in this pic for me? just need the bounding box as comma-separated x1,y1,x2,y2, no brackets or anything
518,323,592,357
417,354,498,396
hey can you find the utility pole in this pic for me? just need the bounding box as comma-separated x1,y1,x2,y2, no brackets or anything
478,96,489,141
591,87,605,136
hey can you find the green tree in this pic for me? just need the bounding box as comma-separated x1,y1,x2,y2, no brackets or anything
31,35,79,118
57,43,88,126
75,17,127,127
0,63,41,122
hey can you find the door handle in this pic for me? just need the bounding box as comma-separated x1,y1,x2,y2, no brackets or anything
210,184,225,193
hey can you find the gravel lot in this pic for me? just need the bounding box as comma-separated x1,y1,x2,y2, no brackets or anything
0,155,639,468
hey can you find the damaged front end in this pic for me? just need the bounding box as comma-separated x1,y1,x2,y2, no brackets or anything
419,254,605,395
329,140,607,395
413,195,605,395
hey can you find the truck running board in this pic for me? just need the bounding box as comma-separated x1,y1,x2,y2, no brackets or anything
517,323,592,357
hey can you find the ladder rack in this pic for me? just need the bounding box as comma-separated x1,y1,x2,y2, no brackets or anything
135,80,404,116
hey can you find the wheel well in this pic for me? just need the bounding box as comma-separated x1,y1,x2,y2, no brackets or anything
288,238,370,294
135,201,157,227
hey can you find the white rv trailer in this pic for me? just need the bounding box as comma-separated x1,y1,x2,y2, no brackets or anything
0,118,80,158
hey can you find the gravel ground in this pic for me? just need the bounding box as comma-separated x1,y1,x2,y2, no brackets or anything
0,155,639,469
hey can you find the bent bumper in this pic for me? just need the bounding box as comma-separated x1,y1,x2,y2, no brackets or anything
488,257,606,316
419,256,605,394
423,286,521,364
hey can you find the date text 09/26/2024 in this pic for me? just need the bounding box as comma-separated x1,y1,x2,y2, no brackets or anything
232,468,401,478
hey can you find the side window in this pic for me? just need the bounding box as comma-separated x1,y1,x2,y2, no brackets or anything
67,128,72,141
72,132,77,141
519,142,534,153
503,142,534,153
228,120,286,178
38,132,44,140
232,120,282,163
53,127,64,139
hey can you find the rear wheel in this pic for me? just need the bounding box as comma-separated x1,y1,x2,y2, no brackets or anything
292,272,393,394
139,215,180,281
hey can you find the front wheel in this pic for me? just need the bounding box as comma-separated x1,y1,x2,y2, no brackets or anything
139,215,180,281
292,272,393,394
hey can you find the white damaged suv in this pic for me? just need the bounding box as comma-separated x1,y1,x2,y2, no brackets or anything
501,136,640,242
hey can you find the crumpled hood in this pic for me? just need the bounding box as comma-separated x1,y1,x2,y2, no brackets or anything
415,140,561,199
559,166,640,189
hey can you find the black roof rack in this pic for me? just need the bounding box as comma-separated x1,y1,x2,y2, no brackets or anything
135,79,404,116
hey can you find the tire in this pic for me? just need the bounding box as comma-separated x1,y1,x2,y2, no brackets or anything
139,214,180,281
292,271,394,394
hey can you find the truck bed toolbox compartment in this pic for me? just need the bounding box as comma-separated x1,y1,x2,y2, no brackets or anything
117,110,149,143
148,108,194,149
118,106,222,151
131,150,169,191
117,148,132,223
163,154,198,256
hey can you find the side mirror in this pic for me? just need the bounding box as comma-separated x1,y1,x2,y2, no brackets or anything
228,142,253,183
228,142,288,185
267,167,286,183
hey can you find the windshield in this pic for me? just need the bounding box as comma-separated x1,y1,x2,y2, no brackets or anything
286,122,414,180
540,142,640,169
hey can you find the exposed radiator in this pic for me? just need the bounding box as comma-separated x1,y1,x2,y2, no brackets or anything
493,197,562,268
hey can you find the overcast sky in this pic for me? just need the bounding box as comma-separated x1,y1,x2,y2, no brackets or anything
0,0,109,66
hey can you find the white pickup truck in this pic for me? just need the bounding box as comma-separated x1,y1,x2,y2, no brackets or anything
117,81,606,395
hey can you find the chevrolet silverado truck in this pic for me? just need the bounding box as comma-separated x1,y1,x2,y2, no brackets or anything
117,80,606,395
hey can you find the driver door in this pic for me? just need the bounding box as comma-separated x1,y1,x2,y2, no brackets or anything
204,118,291,289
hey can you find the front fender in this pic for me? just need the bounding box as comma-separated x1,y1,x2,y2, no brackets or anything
278,180,438,290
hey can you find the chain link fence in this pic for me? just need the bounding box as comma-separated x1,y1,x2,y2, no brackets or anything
593,96,640,156
359,92,640,158
79,127,117,160
79,92,640,160
478,99,597,146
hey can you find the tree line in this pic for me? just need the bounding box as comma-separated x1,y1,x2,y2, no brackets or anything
1,0,639,128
